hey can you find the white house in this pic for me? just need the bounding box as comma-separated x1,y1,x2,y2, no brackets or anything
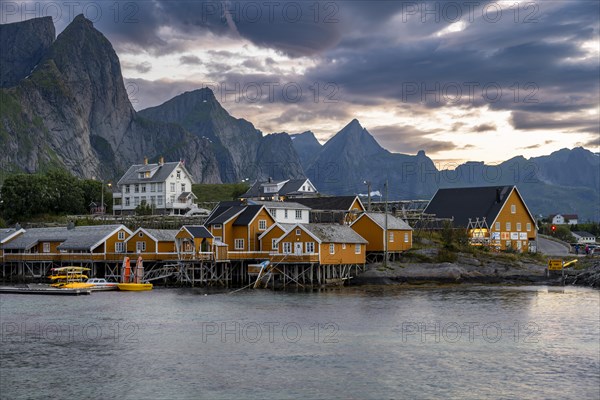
551,214,578,225
240,178,318,201
571,231,596,244
248,200,310,224
113,158,197,215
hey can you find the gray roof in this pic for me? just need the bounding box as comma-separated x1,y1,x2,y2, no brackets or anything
302,224,368,244
0,228,22,243
2,225,127,251
184,226,213,239
572,231,595,238
142,229,179,242
361,213,412,231
249,200,310,210
118,162,193,185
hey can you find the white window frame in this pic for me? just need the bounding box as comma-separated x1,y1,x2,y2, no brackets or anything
170,183,176,192
234,239,244,250
214,224,222,230
389,232,394,242
136,241,146,252
118,231,125,240
284,210,288,218
506,222,511,231
495,222,500,231
272,239,279,251
404,233,409,243
306,242,315,253
115,242,125,253
43,243,50,253
329,243,335,254
511,204,516,214
214,236,222,243
342,243,346,249
283,242,292,254
516,223,522,231
296,229,301,236
258,220,267,231
526,223,531,232
295,210,302,220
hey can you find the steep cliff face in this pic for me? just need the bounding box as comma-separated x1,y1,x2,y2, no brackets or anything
139,88,304,182
0,17,55,88
0,15,221,183
290,131,322,169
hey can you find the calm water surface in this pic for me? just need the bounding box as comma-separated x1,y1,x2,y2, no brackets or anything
1,285,599,400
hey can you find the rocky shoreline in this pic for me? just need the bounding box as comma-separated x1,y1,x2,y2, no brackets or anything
351,251,600,288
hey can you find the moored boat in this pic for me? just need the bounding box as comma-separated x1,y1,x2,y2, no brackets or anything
117,283,153,291
86,278,118,291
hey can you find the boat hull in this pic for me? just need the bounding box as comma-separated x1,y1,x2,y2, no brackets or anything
0,286,92,296
117,283,153,291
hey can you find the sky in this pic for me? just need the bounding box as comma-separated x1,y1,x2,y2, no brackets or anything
2,0,599,166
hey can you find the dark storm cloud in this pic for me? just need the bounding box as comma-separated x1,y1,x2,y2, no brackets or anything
180,55,202,65
510,111,600,131
370,125,455,154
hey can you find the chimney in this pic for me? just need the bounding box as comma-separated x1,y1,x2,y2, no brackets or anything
159,156,164,165
14,222,21,230
496,188,502,203
268,177,272,183
143,156,148,165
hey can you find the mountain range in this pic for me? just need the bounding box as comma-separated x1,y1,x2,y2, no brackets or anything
1,16,598,221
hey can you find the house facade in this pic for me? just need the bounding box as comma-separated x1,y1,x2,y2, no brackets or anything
424,186,537,252
571,231,596,244
550,214,578,225
125,228,179,256
240,178,318,201
113,158,197,215
248,200,310,224
350,212,413,253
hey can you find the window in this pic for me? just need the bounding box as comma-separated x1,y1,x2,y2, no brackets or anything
296,229,301,236
181,183,186,192
118,231,125,240
139,232,144,237
115,242,125,253
234,239,244,250
125,197,130,206
506,222,511,231
125,185,130,193
306,242,314,253
157,183,163,192
284,210,288,218
176,170,181,179
170,183,176,192
269,209,276,217
150,196,156,205
516,223,522,231
342,243,346,249
43,243,50,253
136,241,146,252
134,197,140,207
404,233,409,243
526,223,531,232
214,236,222,243
511,204,516,214
506,240,511,248
355,244,361,254
295,210,302,220
302,186,306,191
134,184,139,193
170,195,175,204
258,220,267,230
214,224,222,230
141,185,146,193
150,183,156,192
495,222,500,231
272,239,279,251
283,242,292,253
329,244,335,254
157,196,163,206
389,232,394,242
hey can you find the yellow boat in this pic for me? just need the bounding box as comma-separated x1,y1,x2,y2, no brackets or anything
117,283,153,291
49,266,94,289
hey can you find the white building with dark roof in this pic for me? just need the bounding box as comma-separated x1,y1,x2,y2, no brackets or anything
113,158,197,215
240,178,318,201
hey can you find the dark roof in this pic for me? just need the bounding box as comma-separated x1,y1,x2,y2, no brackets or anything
117,162,193,185
572,231,595,237
240,178,312,198
232,205,264,226
424,186,517,228
178,192,196,200
249,200,310,210
291,196,361,211
205,206,245,225
184,226,213,239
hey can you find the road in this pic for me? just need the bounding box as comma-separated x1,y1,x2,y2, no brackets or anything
537,236,570,256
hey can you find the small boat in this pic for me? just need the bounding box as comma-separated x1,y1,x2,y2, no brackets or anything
0,285,91,296
49,266,94,289
117,283,153,291
86,278,118,291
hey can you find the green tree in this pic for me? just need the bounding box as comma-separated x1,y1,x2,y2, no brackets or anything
135,201,153,216
45,169,85,214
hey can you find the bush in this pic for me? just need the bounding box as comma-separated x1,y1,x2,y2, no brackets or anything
437,248,458,263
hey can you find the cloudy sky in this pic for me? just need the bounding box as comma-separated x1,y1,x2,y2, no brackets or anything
5,0,599,165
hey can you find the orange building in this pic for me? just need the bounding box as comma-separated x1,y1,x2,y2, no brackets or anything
424,185,537,252
175,226,214,254
205,203,276,252
126,228,179,258
274,223,367,265
350,212,413,253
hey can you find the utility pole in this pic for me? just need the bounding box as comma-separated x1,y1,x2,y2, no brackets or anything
364,180,372,211
384,180,388,268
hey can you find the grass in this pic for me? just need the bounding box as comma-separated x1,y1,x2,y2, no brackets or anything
192,183,249,203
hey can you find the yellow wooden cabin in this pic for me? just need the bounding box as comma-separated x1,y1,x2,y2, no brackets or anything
125,228,180,260
175,226,215,259
350,212,413,253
